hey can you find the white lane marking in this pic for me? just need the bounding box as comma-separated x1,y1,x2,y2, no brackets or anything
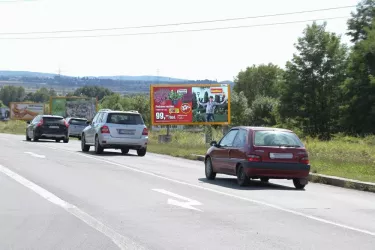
0,164,145,250
32,144,375,237
152,189,202,212
24,152,46,158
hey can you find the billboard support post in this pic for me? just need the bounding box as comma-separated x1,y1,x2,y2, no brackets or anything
158,133,172,143
205,125,213,145
166,125,170,136
222,125,229,135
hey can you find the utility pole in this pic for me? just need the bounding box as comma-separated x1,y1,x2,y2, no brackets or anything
56,65,67,96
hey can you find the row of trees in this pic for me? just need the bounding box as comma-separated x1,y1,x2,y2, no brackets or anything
0,85,114,106
232,0,375,138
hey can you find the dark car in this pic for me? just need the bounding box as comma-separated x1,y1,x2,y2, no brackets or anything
204,127,310,189
26,115,70,143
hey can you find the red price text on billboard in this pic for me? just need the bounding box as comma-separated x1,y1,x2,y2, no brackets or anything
150,84,231,125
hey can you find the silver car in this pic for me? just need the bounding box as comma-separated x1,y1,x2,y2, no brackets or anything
66,117,88,140
81,109,148,156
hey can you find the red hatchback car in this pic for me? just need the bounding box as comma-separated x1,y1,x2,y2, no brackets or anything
204,127,310,189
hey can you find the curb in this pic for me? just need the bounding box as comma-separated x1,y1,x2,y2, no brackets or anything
192,154,375,193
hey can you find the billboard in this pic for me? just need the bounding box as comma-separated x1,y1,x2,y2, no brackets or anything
50,97,98,121
150,84,230,125
9,102,45,121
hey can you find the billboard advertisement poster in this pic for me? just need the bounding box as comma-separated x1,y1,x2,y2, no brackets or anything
150,84,230,125
9,102,45,121
50,97,98,121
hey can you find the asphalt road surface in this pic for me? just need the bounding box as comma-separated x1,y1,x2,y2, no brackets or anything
1,133,375,250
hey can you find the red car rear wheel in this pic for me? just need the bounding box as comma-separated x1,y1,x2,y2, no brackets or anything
237,165,250,186
205,157,216,180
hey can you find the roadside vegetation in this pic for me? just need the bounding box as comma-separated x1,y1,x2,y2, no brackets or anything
0,120,26,135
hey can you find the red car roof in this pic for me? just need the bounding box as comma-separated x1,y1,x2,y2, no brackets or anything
232,126,293,133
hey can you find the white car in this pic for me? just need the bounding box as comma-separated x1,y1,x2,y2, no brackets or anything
81,109,148,156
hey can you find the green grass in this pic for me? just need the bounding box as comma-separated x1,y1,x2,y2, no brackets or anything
147,129,218,159
0,120,27,135
1,120,374,183
306,135,375,182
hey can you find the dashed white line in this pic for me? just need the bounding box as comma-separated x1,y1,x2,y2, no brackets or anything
0,164,145,250
24,152,46,158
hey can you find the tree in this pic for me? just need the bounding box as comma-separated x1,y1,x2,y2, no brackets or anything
73,86,113,100
0,86,25,106
234,63,284,106
249,95,279,126
100,94,123,110
129,95,150,125
28,87,56,103
347,0,375,43
100,94,151,125
279,22,348,139
340,20,375,134
230,91,251,126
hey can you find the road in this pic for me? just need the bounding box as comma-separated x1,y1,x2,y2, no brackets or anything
0,133,375,250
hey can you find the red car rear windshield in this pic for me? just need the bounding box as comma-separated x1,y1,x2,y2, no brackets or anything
254,130,304,147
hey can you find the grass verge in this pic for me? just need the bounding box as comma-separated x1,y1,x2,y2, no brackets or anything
0,120,27,135
1,121,374,183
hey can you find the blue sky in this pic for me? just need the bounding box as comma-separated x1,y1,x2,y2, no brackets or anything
0,0,358,81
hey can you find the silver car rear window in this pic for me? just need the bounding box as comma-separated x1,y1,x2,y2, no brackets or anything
106,113,144,125
70,119,87,125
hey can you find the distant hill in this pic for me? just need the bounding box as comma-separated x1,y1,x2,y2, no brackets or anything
219,80,235,84
0,70,234,94
0,70,189,82
97,75,188,82
0,70,57,78
0,71,235,84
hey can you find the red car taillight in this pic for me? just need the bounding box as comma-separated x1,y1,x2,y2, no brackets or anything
37,119,43,127
64,120,69,128
248,155,261,162
142,128,148,136
101,125,110,134
300,157,309,164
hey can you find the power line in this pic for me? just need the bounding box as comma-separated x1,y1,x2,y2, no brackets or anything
0,5,355,35
0,0,37,3
0,16,349,40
